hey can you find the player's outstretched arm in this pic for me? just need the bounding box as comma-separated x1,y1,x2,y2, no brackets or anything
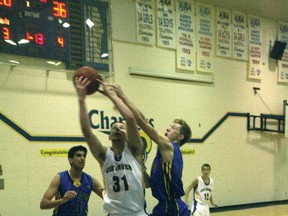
99,81,143,163
75,76,106,166
109,84,173,162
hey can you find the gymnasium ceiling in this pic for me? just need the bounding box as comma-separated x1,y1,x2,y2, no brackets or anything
198,0,288,23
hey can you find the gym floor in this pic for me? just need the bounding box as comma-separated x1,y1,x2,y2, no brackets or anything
212,204,288,216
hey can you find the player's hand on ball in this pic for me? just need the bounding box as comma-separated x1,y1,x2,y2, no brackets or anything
75,76,91,98
73,66,102,95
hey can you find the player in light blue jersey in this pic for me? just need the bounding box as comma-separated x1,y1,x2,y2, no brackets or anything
40,145,103,216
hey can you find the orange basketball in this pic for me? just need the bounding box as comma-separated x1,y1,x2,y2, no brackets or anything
73,66,102,95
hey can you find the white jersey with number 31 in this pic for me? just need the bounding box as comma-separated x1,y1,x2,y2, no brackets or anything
102,147,146,215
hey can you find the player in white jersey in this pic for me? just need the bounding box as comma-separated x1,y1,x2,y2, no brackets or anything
102,146,145,215
75,77,148,216
184,164,218,216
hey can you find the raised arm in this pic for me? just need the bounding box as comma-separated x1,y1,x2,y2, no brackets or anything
101,82,143,163
40,175,77,209
75,76,106,166
184,177,198,206
109,84,173,162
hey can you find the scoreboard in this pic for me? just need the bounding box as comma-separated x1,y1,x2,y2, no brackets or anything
0,0,70,61
0,0,110,71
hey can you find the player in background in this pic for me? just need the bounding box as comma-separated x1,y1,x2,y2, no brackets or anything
185,163,218,216
40,145,103,216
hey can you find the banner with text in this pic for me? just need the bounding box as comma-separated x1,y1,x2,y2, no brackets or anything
232,10,248,60
176,0,196,71
278,22,288,83
136,0,155,45
248,15,262,79
156,0,176,49
216,8,232,58
196,3,214,73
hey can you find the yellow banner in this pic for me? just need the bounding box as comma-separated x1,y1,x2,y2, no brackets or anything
181,149,195,154
40,149,69,157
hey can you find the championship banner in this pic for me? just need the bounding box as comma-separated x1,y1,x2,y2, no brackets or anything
196,2,215,73
216,8,232,58
248,15,262,79
232,10,248,60
136,0,155,45
278,22,288,83
175,0,196,71
156,0,176,49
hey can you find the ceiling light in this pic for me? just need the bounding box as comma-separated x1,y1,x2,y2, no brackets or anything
62,22,70,28
18,39,29,44
85,19,94,28
5,40,17,45
9,60,20,64
101,53,109,58
55,62,62,66
46,61,62,66
46,61,56,65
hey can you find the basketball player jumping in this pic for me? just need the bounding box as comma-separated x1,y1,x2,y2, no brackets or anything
107,83,192,216
75,76,148,216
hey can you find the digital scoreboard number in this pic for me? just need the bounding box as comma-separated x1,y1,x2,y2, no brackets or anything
0,0,70,61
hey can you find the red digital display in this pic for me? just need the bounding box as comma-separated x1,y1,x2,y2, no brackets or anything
26,32,44,45
0,0,12,7
57,36,64,48
53,1,67,18
3,26,9,39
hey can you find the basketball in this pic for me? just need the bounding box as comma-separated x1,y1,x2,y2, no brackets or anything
73,66,102,95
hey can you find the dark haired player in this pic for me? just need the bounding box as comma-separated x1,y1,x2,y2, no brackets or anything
40,145,103,216
185,163,218,216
